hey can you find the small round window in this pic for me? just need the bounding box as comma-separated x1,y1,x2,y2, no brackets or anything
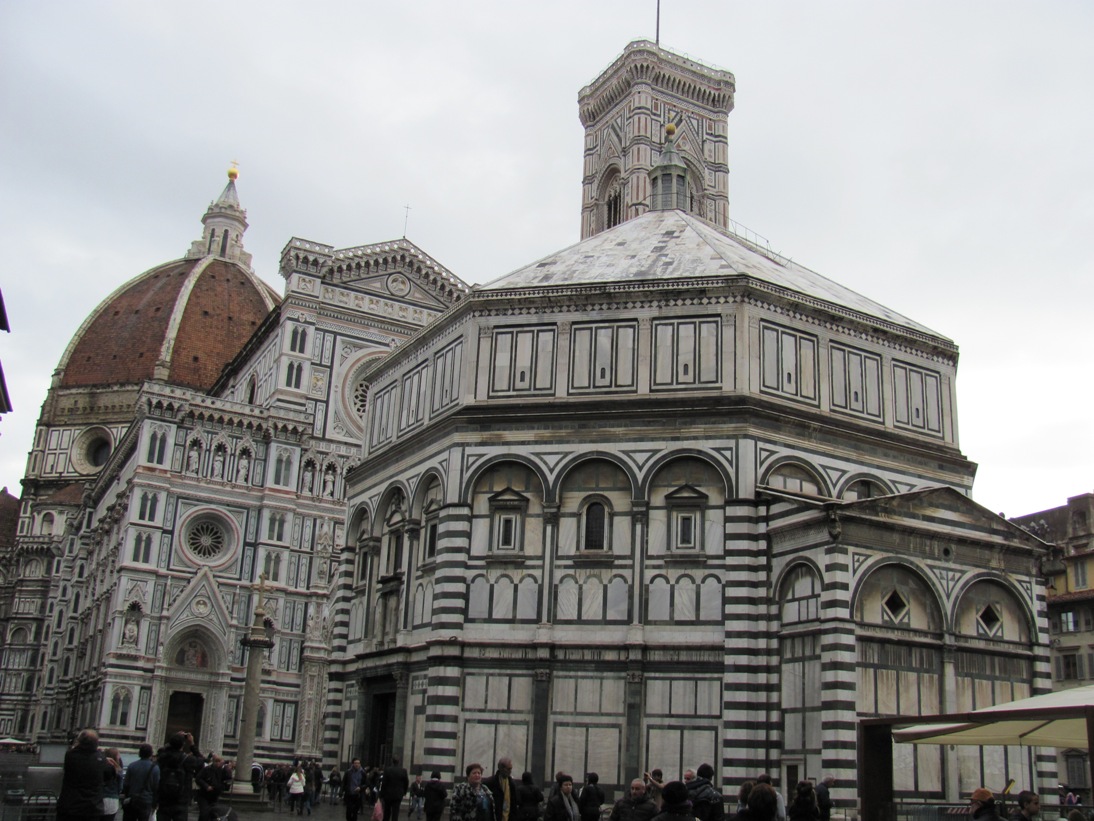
71,427,114,475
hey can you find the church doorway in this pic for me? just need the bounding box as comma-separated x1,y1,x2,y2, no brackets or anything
367,691,396,766
165,691,204,749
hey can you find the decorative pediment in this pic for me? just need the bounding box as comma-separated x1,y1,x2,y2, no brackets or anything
165,567,232,638
840,486,1046,546
665,484,709,505
489,487,530,508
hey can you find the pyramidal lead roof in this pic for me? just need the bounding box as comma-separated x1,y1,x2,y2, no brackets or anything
479,209,945,341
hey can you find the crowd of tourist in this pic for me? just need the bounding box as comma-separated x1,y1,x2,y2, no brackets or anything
54,729,1082,821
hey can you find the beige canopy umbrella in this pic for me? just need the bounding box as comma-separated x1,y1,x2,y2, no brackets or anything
893,684,1094,748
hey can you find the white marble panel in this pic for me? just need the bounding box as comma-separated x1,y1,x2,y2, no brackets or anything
556,578,579,620
648,578,670,621
465,675,488,711
516,578,538,620
645,679,669,715
495,722,529,765
469,577,490,619
464,720,495,769
876,669,897,715
553,677,576,713
670,680,695,714
606,578,628,621
493,577,514,620
601,678,624,716
699,578,721,621
511,677,532,713
576,679,602,713
587,726,621,782
674,578,696,621
582,578,604,620
696,680,719,716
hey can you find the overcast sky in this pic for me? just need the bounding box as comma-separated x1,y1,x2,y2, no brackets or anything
1,1,1091,518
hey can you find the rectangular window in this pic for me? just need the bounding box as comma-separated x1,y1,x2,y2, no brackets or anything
830,343,883,421
652,318,720,389
399,363,429,432
1062,611,1079,632
570,322,637,392
490,327,556,395
1075,561,1089,589
424,520,438,561
431,340,463,412
676,512,696,549
369,383,399,447
759,322,818,403
497,515,517,550
893,361,944,435
1061,653,1082,680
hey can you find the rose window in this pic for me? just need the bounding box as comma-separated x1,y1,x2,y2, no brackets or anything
187,521,226,559
352,380,369,420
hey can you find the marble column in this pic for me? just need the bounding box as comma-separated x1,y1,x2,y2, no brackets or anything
233,584,274,794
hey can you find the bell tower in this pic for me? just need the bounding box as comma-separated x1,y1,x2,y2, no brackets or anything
578,40,736,238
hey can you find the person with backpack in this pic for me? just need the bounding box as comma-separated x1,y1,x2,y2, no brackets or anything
685,764,724,821
156,732,199,821
122,744,160,821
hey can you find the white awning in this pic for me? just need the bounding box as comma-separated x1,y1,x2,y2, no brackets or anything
892,684,1094,748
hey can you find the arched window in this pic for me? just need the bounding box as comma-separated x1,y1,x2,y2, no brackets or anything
247,375,258,404
39,513,55,536
582,502,608,551
273,453,292,486
147,430,167,464
109,689,131,726
132,533,152,563
267,513,286,542
138,492,158,521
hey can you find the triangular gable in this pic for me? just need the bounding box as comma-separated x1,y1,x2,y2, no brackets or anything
837,486,1048,546
165,567,233,638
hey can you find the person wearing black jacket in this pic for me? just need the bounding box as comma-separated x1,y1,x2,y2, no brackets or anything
578,774,605,821
483,759,517,821
156,732,201,821
381,757,411,821
514,772,544,821
195,756,231,821
685,765,724,821
57,729,116,821
423,771,449,821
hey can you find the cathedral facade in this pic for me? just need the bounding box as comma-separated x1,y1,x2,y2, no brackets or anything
0,169,468,760
0,38,1055,812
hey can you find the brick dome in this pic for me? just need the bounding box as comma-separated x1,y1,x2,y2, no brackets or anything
57,256,279,391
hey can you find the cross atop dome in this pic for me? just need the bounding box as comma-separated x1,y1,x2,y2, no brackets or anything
187,166,252,269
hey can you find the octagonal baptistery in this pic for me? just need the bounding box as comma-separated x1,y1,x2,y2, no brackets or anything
341,198,1047,799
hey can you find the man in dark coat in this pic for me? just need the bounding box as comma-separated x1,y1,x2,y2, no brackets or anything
814,777,834,821
381,756,411,821
195,755,231,821
483,758,517,821
156,732,201,821
609,779,659,821
57,729,115,821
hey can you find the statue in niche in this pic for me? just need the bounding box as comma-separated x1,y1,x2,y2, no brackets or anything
186,444,200,474
236,453,251,484
213,449,225,479
121,618,139,647
302,464,315,494
323,469,335,498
